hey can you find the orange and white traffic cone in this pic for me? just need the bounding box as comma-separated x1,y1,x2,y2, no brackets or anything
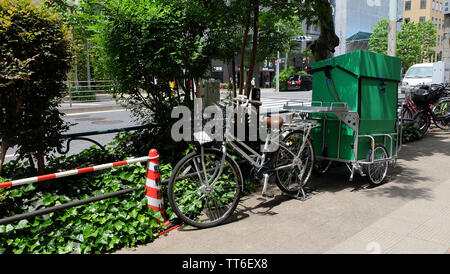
145,149,180,235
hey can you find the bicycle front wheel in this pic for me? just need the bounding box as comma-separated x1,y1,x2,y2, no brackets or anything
167,148,243,228
275,131,314,195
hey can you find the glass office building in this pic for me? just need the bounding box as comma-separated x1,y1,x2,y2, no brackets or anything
334,0,404,56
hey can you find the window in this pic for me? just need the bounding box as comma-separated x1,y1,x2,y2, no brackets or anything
405,17,411,23
420,0,426,9
433,0,435,9
419,16,426,22
405,1,411,10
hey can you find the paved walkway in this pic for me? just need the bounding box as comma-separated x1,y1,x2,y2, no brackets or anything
116,128,450,254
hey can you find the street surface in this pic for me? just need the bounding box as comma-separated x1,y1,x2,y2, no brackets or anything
3,109,137,163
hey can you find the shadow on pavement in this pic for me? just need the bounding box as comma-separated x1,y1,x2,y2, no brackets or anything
174,130,449,230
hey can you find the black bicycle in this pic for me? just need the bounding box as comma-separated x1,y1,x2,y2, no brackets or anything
410,84,450,135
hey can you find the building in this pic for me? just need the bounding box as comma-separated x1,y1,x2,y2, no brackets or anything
403,0,445,62
334,0,404,56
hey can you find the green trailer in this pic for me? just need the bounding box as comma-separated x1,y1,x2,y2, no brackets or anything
283,50,403,185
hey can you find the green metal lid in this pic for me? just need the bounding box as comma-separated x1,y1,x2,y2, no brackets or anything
311,50,402,82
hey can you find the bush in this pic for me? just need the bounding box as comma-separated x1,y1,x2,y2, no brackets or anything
0,0,73,174
402,125,424,143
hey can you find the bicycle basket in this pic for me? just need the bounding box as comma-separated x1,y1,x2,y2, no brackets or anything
412,88,440,105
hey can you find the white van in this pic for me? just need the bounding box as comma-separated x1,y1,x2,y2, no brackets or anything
401,63,433,93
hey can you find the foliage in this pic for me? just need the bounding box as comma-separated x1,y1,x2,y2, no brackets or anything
369,19,437,72
402,125,424,143
368,19,389,56
0,144,173,254
0,0,73,174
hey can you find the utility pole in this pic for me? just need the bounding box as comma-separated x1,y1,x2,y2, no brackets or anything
387,0,398,57
86,39,91,90
443,1,450,62
276,51,280,92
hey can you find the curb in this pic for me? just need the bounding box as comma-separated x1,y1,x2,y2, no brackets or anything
59,105,124,115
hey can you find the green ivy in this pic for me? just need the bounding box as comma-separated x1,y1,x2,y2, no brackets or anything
402,125,424,143
0,145,173,254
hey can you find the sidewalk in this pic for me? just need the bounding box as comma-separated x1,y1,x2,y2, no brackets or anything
115,128,450,254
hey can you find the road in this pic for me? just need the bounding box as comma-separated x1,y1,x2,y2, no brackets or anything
3,109,138,163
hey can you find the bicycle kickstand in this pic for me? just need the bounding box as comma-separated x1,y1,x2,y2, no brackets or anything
261,173,275,198
296,186,310,201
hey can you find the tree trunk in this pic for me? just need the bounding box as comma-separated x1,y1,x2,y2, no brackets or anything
36,152,45,175
245,0,259,98
0,139,9,176
231,58,237,97
310,0,340,61
239,5,252,95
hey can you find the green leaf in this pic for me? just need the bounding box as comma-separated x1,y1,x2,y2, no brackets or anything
113,220,125,231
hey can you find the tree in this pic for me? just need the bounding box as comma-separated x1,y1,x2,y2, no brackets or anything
368,19,389,55
0,0,72,174
298,0,340,62
369,19,436,72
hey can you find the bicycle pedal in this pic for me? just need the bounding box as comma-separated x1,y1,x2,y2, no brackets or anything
262,191,275,198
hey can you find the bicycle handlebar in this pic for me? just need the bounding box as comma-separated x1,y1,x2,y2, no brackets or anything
231,96,262,107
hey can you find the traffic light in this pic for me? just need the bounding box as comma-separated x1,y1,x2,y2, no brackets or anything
296,35,312,41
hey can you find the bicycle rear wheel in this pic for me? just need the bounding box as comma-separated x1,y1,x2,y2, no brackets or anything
433,99,450,130
167,148,243,228
275,130,314,195
412,111,430,135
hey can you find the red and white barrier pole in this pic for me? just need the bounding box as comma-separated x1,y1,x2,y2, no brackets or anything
0,156,151,189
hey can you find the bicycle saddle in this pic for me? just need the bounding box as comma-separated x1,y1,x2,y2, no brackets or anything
262,116,284,127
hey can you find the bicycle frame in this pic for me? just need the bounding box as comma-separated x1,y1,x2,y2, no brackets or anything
199,97,314,198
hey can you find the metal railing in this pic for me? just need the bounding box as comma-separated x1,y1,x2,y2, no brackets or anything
62,80,115,107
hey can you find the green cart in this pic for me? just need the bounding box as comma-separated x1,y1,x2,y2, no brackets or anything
283,50,403,185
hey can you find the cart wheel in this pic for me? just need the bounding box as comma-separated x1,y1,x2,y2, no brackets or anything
313,160,332,175
364,144,389,186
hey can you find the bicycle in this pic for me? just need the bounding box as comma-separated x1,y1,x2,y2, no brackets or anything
409,84,450,134
400,84,450,126
167,96,317,228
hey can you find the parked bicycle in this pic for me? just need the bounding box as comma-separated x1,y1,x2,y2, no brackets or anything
167,96,316,228
407,84,450,134
401,84,450,123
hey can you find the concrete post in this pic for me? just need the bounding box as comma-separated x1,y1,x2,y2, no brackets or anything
388,0,398,57
442,3,450,62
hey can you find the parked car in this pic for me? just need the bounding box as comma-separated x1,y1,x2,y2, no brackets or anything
287,74,312,91
401,63,433,93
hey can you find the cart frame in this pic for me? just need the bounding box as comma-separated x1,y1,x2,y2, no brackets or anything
283,100,403,184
